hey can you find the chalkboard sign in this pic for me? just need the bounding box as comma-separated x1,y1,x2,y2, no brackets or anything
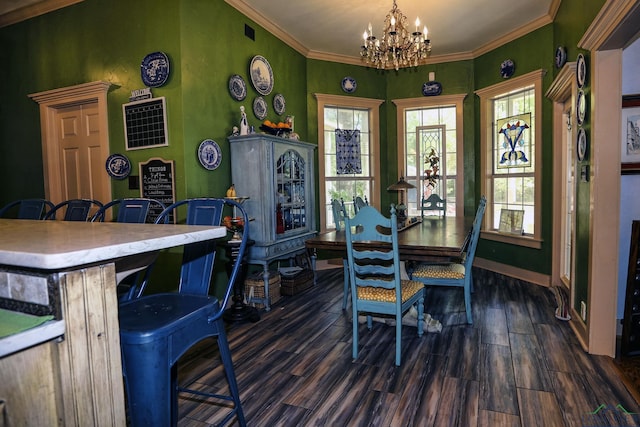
123,97,168,150
139,157,176,223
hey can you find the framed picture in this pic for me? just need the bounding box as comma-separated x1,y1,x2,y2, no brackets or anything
621,95,640,173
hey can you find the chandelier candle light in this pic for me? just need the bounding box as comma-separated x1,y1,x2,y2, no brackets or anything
361,0,431,70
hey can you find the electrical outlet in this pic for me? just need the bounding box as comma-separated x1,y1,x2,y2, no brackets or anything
581,301,587,321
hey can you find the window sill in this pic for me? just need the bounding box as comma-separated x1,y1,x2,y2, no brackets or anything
480,230,542,249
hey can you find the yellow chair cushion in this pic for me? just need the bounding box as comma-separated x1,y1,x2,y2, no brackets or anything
356,279,424,303
413,263,465,279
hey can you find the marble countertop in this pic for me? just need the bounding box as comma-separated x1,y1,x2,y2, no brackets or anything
0,219,227,270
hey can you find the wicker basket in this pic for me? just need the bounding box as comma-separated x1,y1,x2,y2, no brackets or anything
244,271,281,309
280,268,314,295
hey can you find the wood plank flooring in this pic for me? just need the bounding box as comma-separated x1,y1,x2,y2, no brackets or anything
176,268,640,426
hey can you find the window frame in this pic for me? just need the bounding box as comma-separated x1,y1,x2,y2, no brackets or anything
392,94,467,218
314,93,384,231
475,69,545,248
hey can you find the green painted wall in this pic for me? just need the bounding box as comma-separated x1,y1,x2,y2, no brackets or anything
0,0,609,294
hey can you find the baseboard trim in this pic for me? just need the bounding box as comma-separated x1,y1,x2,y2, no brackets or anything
474,257,551,287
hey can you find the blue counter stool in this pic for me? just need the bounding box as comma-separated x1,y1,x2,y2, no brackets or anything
119,198,249,426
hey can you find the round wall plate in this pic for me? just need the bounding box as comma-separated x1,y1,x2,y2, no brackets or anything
273,93,286,115
141,51,170,87
253,96,268,120
228,74,247,101
577,127,587,161
341,76,357,93
577,89,587,126
500,59,515,78
249,55,274,96
106,154,131,179
198,139,222,170
555,46,567,69
576,54,587,88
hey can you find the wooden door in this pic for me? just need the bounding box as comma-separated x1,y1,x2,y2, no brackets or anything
55,102,108,202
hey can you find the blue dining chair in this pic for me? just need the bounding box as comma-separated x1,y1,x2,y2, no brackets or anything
43,198,103,221
118,198,248,426
345,204,425,366
91,198,168,302
0,198,55,219
90,197,166,223
331,198,352,309
353,195,368,213
410,196,486,324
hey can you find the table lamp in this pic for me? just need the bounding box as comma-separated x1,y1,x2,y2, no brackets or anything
387,177,415,222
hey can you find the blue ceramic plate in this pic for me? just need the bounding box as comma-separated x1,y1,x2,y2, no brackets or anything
577,128,587,162
577,89,587,126
500,59,515,79
106,153,131,179
273,93,286,115
250,55,274,96
228,74,247,101
253,96,268,120
576,54,587,88
341,76,357,93
198,139,222,170
422,81,442,96
141,51,170,87
555,46,567,69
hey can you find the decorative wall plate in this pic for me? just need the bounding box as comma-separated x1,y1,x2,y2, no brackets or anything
555,46,567,69
577,89,587,126
228,74,247,101
198,139,222,170
576,54,587,88
106,153,131,179
422,81,442,96
500,59,515,78
577,127,587,161
341,76,357,93
253,96,268,120
141,51,170,87
273,93,286,115
249,55,274,96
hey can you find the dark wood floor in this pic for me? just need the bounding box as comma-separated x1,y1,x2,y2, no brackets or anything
176,268,640,427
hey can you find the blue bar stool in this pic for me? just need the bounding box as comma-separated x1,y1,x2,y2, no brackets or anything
119,198,249,426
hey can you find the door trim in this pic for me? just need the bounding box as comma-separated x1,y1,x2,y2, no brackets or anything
29,81,112,204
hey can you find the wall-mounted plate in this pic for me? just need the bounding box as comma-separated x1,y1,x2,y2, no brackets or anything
422,81,442,96
273,93,286,115
555,46,567,69
341,76,357,93
253,96,268,120
250,55,274,96
106,153,131,179
228,74,247,101
500,59,515,78
141,51,170,87
577,89,587,126
198,139,222,170
577,127,587,162
576,54,587,88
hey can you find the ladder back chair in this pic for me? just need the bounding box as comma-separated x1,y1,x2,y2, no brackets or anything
410,196,486,324
345,204,425,366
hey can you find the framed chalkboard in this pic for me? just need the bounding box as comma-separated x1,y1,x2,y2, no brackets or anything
123,97,168,150
139,157,176,223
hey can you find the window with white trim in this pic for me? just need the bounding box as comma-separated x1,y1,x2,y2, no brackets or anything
314,94,383,230
476,70,544,247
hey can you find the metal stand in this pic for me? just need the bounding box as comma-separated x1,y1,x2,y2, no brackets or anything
223,239,260,323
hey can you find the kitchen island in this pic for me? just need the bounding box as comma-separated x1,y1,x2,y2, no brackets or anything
0,219,226,426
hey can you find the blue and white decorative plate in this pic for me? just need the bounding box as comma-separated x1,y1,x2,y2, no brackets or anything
577,127,587,161
228,74,247,101
106,153,131,179
141,51,170,87
577,89,587,126
250,55,274,96
500,59,515,79
555,46,567,69
422,81,442,96
197,139,222,170
273,93,286,115
341,76,357,93
576,54,587,88
253,96,268,120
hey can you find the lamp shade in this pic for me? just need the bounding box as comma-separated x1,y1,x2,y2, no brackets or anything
387,177,416,191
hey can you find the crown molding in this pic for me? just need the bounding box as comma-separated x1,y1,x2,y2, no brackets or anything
0,0,84,28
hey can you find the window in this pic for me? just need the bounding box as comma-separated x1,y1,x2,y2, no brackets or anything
314,94,384,230
393,94,466,217
476,70,544,247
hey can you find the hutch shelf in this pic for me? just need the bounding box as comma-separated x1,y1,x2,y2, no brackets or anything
229,134,316,310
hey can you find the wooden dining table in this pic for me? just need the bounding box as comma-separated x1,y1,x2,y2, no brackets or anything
305,216,473,264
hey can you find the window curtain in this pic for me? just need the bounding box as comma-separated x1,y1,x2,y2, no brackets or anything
335,129,361,174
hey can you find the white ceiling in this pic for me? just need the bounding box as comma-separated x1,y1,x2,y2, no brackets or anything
2,0,558,64
227,0,558,64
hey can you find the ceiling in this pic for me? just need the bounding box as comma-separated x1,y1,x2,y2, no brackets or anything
2,0,559,64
